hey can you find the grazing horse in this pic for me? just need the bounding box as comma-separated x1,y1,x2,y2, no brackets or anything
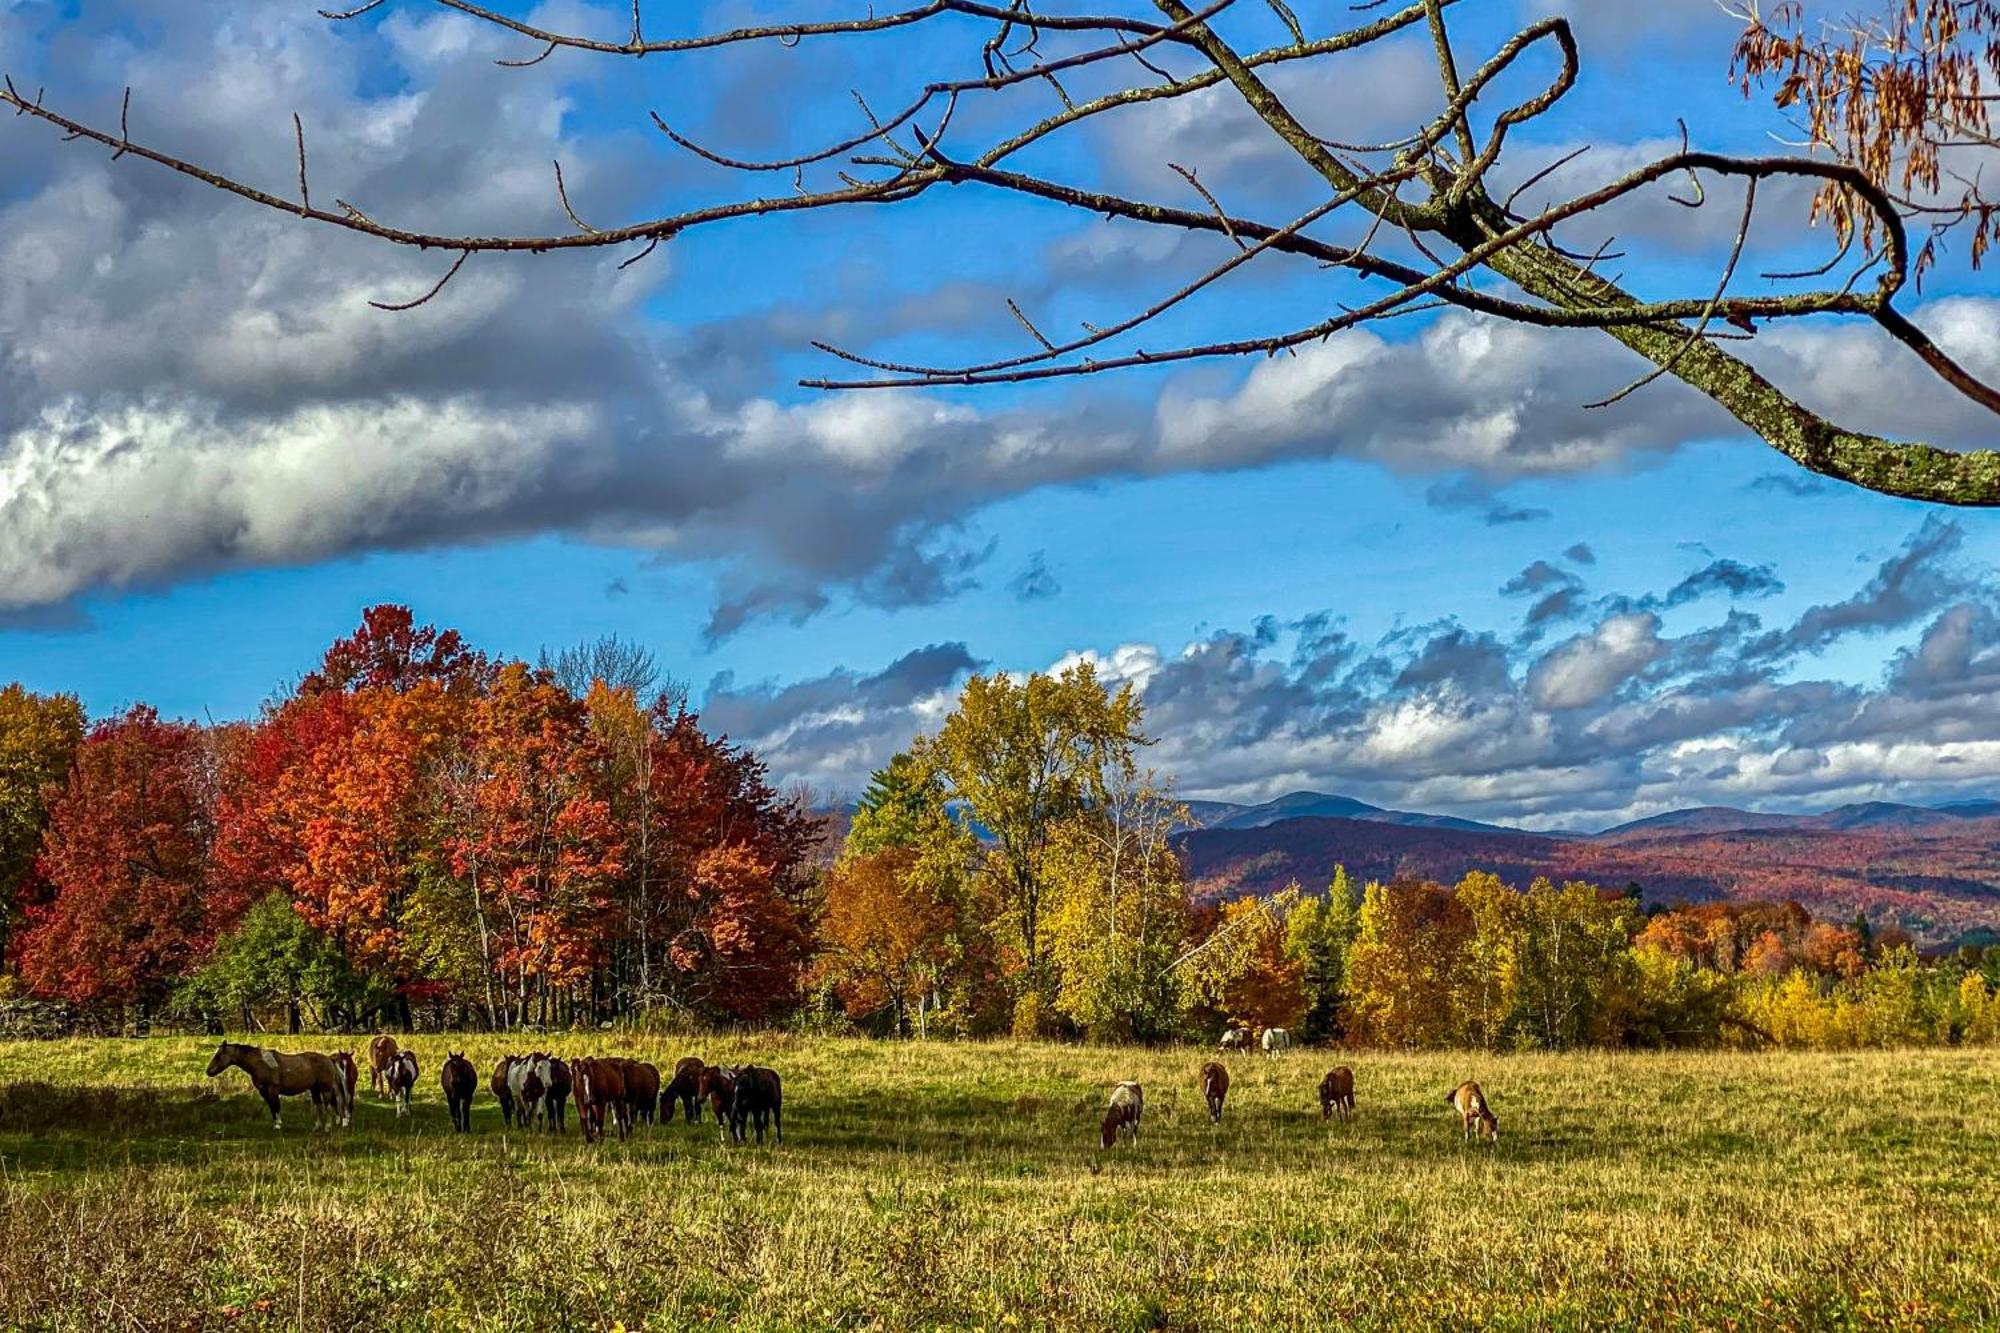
1261,1027,1292,1056
491,1055,518,1128
1100,1081,1143,1149
1319,1066,1356,1120
507,1056,546,1130
621,1060,662,1128
368,1034,400,1095
331,1051,359,1110
664,1057,706,1123
729,1066,783,1145
387,1050,419,1118
1447,1081,1499,1142
1219,1027,1253,1052
1199,1062,1230,1123
534,1055,572,1132
698,1065,740,1142
206,1042,349,1130
574,1057,633,1144
440,1052,477,1133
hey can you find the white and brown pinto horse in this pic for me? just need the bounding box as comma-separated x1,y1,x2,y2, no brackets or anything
1100,1081,1143,1149
206,1042,350,1130
386,1050,420,1118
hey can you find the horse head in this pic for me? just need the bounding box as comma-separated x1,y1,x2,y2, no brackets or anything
205,1042,243,1077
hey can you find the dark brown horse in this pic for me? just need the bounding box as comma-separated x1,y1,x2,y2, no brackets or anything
573,1057,632,1144
486,1056,516,1128
698,1065,739,1142
1320,1067,1356,1121
206,1042,349,1130
387,1050,419,1118
730,1065,783,1145
441,1052,477,1133
664,1057,706,1123
1199,1061,1230,1123
368,1034,399,1095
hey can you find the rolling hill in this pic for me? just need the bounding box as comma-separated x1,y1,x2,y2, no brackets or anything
1177,793,2000,947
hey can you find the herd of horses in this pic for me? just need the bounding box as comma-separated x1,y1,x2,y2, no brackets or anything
203,1037,784,1144
206,1027,1502,1151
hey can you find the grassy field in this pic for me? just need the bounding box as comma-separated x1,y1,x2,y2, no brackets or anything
0,1036,1996,1331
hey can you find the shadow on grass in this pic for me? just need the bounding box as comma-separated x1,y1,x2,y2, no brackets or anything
0,1074,1810,1185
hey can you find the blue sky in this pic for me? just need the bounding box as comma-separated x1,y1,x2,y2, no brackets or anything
2,0,1998,828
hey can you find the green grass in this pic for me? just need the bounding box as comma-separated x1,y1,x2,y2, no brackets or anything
1,1036,1996,1330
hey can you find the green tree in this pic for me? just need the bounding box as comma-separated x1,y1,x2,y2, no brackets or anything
1285,865,1360,1042
0,684,85,967
1514,879,1641,1049
174,891,386,1033
920,662,1145,1015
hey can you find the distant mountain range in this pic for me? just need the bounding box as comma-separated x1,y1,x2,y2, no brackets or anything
1174,791,2000,948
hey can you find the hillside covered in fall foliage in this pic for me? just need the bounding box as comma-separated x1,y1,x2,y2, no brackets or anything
1180,811,2000,948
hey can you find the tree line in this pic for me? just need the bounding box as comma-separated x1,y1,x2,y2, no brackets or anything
2,605,1997,1048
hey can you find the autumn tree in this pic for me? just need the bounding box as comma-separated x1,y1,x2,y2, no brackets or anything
815,846,962,1036
1346,879,1475,1049
0,685,84,968
1513,878,1641,1049
175,890,385,1035
16,708,226,1022
1181,886,1305,1035
1041,775,1193,1041
23,2,2000,503
920,663,1146,1018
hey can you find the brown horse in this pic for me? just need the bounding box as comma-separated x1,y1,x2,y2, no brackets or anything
331,1051,359,1109
368,1034,399,1095
1199,1061,1230,1123
698,1065,739,1142
730,1065,783,1145
1320,1066,1356,1121
574,1057,632,1144
440,1052,477,1133
1100,1081,1143,1149
387,1050,419,1118
621,1059,662,1127
206,1042,349,1130
490,1055,518,1128
1447,1081,1498,1142
664,1056,706,1123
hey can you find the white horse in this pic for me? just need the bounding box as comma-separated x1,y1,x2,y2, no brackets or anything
1261,1027,1292,1055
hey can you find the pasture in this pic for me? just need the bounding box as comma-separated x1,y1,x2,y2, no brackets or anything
0,1038,1996,1331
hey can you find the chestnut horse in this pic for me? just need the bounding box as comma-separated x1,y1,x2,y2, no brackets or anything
1320,1067,1356,1121
730,1065,783,1145
440,1052,477,1133
1199,1061,1230,1123
664,1057,706,1123
206,1042,349,1130
1447,1081,1499,1142
621,1059,662,1128
574,1057,633,1144
368,1035,399,1095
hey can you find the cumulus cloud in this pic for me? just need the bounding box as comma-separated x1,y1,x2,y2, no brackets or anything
724,517,2000,827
